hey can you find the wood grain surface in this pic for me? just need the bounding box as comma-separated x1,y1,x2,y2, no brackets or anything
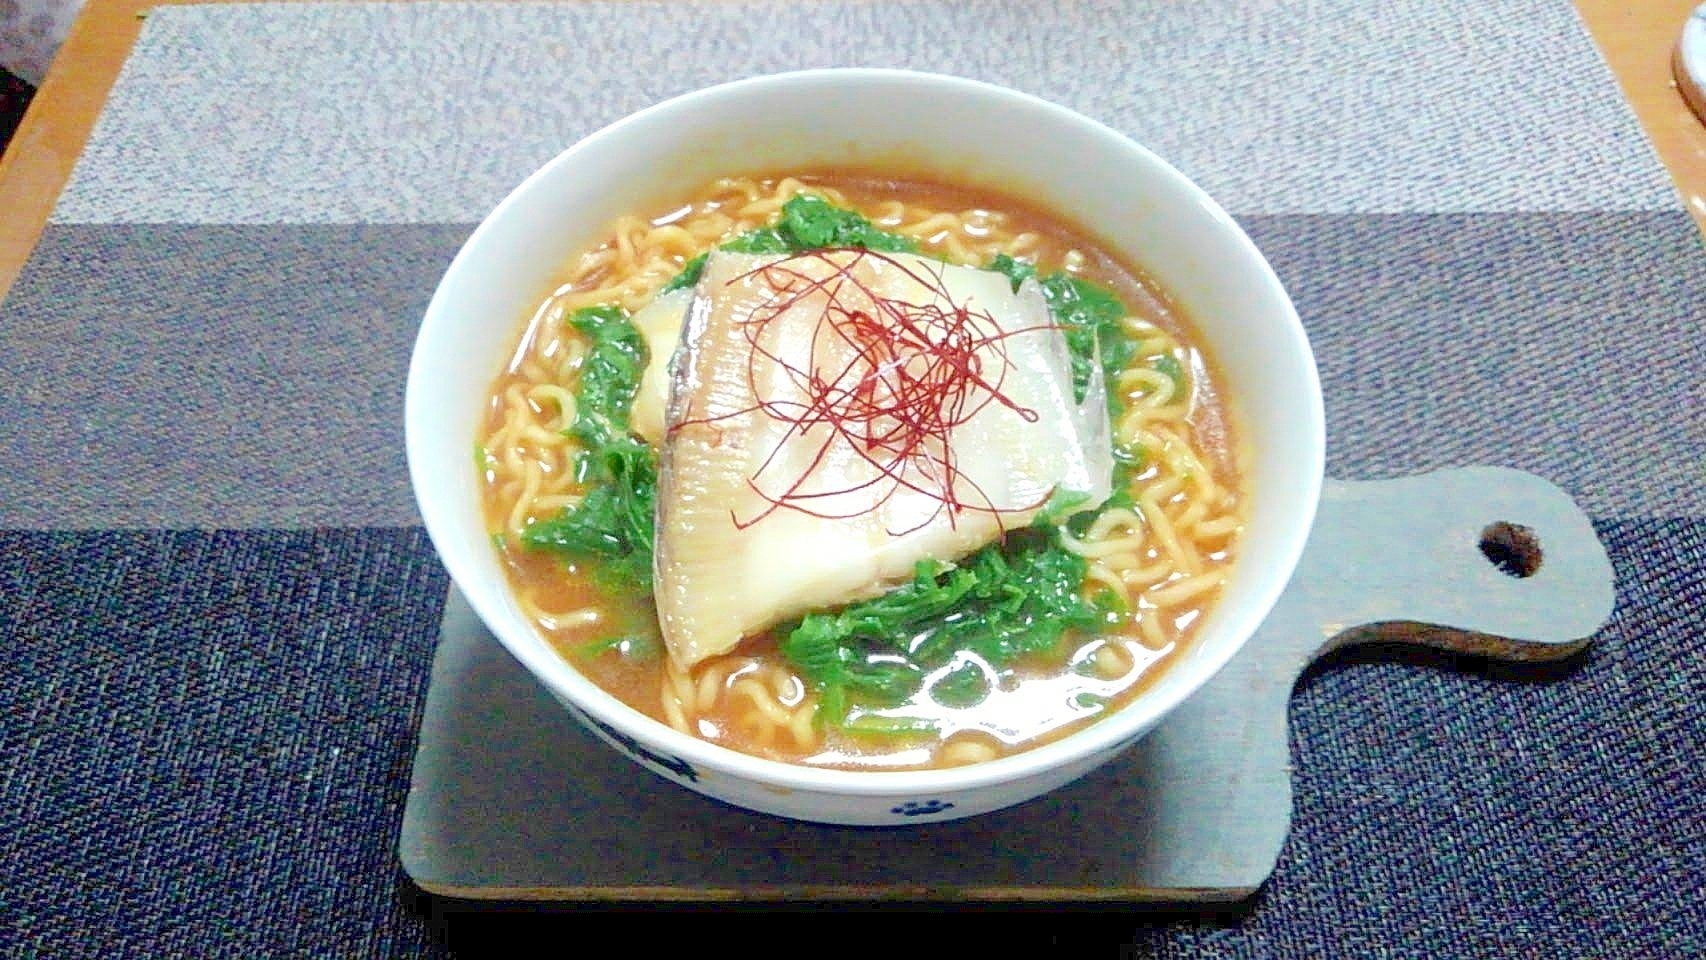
2,0,1703,303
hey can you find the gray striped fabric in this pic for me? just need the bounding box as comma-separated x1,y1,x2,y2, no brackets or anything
55,0,1674,224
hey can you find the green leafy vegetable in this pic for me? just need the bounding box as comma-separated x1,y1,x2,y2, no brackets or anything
563,305,646,451
519,306,658,593
988,253,1037,288
780,530,1101,727
929,661,991,708
771,194,919,252
1039,273,1135,407
660,194,919,289
1090,587,1129,627
1152,352,1187,402
838,710,941,738
522,434,658,592
1114,440,1147,471
1071,692,1109,712
576,628,662,661
660,252,707,293
1031,488,1095,529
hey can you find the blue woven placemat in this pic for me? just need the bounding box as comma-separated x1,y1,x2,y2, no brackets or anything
2,2,1702,955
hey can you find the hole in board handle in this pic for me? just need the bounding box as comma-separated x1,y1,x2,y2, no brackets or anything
1479,521,1542,578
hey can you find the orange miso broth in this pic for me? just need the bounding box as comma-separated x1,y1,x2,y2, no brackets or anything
476,171,1247,771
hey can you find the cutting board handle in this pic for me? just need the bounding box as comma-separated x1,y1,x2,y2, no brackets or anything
1269,467,1616,667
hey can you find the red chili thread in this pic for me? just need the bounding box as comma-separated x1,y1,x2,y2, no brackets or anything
674,249,1058,535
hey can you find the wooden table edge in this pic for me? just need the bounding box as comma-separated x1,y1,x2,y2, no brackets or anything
1,0,1704,312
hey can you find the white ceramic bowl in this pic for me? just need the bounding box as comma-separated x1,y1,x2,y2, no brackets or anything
406,69,1324,825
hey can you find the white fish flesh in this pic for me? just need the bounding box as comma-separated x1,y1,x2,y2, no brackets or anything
628,288,690,447
653,249,1113,667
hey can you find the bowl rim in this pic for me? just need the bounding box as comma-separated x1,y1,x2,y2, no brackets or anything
406,66,1325,796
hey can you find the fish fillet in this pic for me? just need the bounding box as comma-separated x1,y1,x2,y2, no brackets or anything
654,249,1113,667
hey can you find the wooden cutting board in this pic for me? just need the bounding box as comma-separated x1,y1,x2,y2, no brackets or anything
399,467,1614,901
